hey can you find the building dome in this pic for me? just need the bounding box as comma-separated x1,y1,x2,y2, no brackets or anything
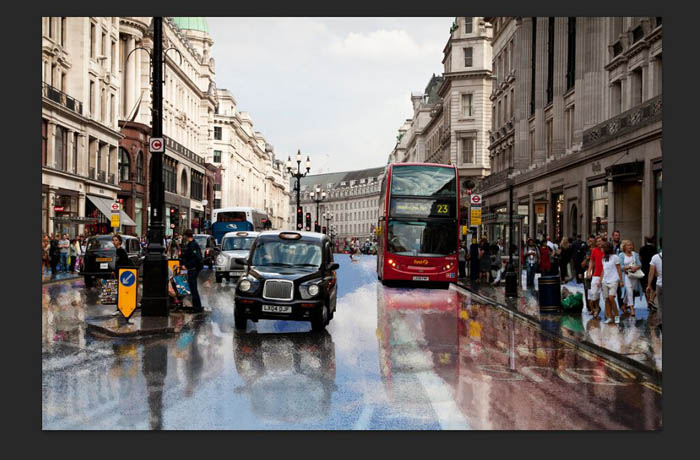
172,17,209,34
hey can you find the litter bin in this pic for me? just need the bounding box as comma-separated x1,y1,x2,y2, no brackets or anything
538,275,561,313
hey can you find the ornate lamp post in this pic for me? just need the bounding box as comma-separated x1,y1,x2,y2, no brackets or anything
287,150,310,230
310,185,326,232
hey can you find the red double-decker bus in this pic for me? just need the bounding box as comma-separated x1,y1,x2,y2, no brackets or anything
376,163,460,284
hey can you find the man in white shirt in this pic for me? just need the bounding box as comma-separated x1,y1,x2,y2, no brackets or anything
546,235,558,252
646,250,662,313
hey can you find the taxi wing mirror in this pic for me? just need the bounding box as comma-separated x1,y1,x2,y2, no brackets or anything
235,258,248,266
328,262,339,271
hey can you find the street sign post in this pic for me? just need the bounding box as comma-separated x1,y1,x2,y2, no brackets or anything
111,202,120,229
470,207,482,226
118,268,138,320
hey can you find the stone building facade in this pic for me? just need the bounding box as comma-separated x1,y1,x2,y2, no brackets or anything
211,89,291,229
479,17,662,249
290,167,385,243
42,17,127,237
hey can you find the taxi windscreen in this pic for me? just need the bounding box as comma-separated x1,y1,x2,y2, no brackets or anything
251,239,322,268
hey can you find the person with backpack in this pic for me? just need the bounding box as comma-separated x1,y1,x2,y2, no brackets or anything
181,229,204,313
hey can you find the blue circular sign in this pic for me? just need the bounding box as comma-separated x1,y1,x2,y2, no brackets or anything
120,271,135,287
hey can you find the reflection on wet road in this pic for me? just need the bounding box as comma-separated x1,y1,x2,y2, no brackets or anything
42,255,661,429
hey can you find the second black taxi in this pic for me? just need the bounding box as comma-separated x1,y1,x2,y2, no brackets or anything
233,231,339,331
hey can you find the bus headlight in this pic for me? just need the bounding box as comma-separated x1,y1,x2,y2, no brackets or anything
239,279,252,292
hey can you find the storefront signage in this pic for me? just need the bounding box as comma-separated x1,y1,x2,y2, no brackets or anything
53,206,65,212
470,208,482,226
535,204,546,215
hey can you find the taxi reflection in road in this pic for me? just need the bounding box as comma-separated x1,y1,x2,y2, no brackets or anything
234,330,337,423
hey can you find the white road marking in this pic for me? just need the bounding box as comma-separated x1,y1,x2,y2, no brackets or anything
353,404,375,430
414,371,470,430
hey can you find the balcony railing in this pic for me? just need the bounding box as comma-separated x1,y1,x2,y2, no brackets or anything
583,95,662,149
42,83,83,115
478,167,513,192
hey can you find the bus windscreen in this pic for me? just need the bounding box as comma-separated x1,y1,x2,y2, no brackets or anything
390,165,456,197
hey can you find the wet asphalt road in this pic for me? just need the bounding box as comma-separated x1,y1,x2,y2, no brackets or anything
42,255,662,430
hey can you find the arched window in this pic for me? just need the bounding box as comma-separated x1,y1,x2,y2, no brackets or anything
180,170,188,197
136,151,143,183
119,147,130,182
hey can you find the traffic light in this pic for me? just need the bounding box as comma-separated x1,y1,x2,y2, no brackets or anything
322,226,327,234
296,207,303,229
314,221,319,233
305,213,311,231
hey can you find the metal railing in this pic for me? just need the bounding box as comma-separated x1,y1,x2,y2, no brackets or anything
98,171,106,182
42,83,83,115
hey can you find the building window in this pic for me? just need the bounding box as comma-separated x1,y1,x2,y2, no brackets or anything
529,129,535,165
61,17,66,47
464,17,472,34
180,170,188,197
214,126,222,140
498,100,502,127
464,47,473,67
73,133,78,174
461,137,475,164
510,88,514,120
654,54,662,96
191,172,203,201
567,18,576,90
631,67,643,106
546,119,553,156
565,106,575,149
632,25,644,43
110,93,115,125
89,81,95,116
213,150,221,163
41,119,48,166
111,40,116,74
90,22,96,59
461,93,473,117
55,125,67,171
119,148,130,182
610,81,622,116
547,17,555,104
589,185,608,236
163,160,177,193
101,87,106,122
492,105,496,130
655,17,662,27
136,151,143,183
102,30,107,58
213,183,221,191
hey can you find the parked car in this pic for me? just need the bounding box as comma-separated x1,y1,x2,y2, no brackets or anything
214,231,259,283
234,231,339,331
80,234,145,287
194,233,220,268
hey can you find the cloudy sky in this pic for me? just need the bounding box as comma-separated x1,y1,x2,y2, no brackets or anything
207,17,453,174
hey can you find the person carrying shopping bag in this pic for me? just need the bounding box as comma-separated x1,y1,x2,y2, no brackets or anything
180,229,204,313
620,240,643,317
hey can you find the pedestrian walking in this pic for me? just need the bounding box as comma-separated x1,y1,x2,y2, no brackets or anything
49,237,60,278
646,243,662,316
639,236,658,310
601,242,623,324
68,238,77,273
42,235,50,276
558,237,574,283
74,237,84,272
524,238,539,288
181,229,204,313
112,234,133,276
167,231,181,260
572,235,588,285
479,237,491,283
458,243,466,278
58,233,70,272
620,240,642,317
538,239,552,276
586,236,605,317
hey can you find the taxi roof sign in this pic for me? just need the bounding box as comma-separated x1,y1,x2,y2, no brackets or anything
279,232,302,240
236,232,249,236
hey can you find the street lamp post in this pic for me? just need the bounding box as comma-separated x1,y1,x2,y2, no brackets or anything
141,17,169,317
505,180,518,297
310,185,326,232
287,150,310,230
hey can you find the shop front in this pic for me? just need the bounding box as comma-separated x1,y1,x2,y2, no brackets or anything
52,190,79,237
85,195,137,236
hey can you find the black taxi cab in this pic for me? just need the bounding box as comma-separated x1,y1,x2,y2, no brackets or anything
80,234,144,287
233,231,339,331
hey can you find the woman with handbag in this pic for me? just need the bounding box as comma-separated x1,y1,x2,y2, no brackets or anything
620,240,643,317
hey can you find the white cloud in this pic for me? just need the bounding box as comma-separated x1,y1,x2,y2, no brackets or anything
325,29,436,62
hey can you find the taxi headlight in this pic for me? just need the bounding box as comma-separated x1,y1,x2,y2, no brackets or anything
308,284,320,297
239,279,252,292
216,255,225,266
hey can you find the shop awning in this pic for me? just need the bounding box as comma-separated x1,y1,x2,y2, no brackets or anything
86,195,137,226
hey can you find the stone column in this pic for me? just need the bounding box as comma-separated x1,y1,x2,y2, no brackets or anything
573,17,586,147
552,17,567,156
514,17,531,170
134,38,142,117
534,17,548,165
125,36,136,119
67,129,75,173
48,186,58,236
607,178,616,236
78,192,86,235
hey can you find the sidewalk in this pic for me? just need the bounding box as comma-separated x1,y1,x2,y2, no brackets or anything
455,270,662,378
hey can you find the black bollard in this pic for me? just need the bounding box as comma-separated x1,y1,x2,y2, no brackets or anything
538,275,561,313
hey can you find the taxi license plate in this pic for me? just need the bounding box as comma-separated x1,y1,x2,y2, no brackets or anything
262,305,292,314
100,263,109,269
413,276,429,281
96,257,112,262
230,271,243,276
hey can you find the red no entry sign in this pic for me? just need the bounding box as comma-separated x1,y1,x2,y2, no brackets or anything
150,137,164,153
